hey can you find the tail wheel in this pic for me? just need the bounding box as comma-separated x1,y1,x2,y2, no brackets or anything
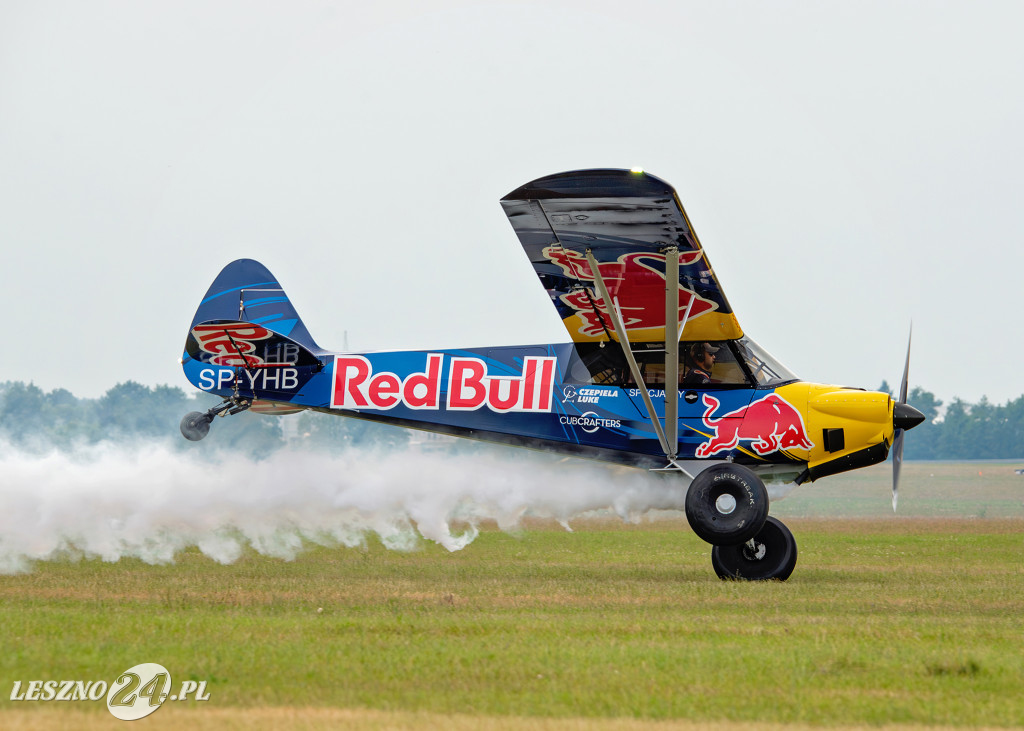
685,464,769,545
180,411,212,441
711,516,797,581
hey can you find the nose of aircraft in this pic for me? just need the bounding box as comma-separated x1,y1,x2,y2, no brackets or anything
893,402,925,431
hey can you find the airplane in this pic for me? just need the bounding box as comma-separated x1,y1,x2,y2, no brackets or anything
178,168,925,581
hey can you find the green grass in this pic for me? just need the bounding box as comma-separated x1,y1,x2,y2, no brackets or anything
2,513,1024,727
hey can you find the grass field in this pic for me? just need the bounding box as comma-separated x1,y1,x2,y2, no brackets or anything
2,460,1023,729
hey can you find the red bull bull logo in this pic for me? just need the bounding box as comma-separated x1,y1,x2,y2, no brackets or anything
332,355,557,413
543,247,716,338
696,392,815,458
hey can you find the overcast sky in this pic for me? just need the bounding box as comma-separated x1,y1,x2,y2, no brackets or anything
2,1,1022,408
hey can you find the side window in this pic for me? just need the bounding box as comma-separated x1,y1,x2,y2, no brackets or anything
567,342,752,387
681,342,749,386
566,344,628,385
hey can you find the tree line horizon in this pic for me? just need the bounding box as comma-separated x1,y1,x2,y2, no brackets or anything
0,379,1020,461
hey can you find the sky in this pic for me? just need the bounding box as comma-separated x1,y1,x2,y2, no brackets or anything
2,1,1022,407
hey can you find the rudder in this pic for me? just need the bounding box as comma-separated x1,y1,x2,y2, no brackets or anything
186,259,321,352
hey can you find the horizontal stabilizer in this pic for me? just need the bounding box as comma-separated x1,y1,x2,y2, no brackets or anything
182,319,323,407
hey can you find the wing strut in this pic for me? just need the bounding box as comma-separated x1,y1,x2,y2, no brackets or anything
585,248,691,477
664,246,680,461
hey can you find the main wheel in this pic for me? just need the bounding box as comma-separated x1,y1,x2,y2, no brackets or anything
711,516,797,581
685,464,768,545
180,411,212,441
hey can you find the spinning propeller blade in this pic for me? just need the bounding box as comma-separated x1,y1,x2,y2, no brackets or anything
892,430,904,511
891,325,923,511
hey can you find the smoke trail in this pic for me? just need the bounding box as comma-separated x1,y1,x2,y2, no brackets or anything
0,441,687,573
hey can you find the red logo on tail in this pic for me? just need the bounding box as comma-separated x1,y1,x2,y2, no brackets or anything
696,393,814,458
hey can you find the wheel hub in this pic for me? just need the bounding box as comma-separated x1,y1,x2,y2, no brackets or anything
715,493,737,515
743,539,767,561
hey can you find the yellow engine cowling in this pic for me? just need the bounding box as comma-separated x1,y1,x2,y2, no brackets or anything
774,383,895,481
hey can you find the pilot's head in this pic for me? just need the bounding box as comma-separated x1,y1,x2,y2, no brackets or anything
690,342,719,369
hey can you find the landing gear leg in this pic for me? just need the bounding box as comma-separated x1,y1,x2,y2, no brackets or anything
179,397,251,441
711,516,798,581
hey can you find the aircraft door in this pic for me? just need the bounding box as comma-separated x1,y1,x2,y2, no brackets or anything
624,341,758,459
677,387,756,459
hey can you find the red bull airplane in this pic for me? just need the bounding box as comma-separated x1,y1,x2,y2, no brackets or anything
179,168,925,581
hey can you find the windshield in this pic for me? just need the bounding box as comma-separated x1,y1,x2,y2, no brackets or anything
734,336,798,387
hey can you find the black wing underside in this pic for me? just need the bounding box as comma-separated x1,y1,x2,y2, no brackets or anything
500,169,743,344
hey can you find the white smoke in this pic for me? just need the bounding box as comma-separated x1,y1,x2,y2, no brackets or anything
0,440,686,574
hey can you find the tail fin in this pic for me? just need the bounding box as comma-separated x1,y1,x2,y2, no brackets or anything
187,259,321,352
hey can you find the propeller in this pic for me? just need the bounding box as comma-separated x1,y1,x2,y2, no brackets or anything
891,325,925,511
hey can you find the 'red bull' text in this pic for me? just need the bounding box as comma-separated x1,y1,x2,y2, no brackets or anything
332,355,557,413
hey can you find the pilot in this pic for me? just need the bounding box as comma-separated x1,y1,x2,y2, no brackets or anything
683,342,719,385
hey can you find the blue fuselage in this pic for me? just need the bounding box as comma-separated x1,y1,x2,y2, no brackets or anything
183,342,780,469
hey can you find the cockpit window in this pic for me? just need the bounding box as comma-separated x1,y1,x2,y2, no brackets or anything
566,336,798,388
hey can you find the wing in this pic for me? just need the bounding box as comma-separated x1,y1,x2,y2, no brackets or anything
500,169,742,344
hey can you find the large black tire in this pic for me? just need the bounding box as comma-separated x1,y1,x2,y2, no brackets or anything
685,463,768,545
711,516,797,581
180,411,212,441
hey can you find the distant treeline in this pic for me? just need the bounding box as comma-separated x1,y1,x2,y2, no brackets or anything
0,381,408,456
886,385,1024,460
0,380,1019,460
